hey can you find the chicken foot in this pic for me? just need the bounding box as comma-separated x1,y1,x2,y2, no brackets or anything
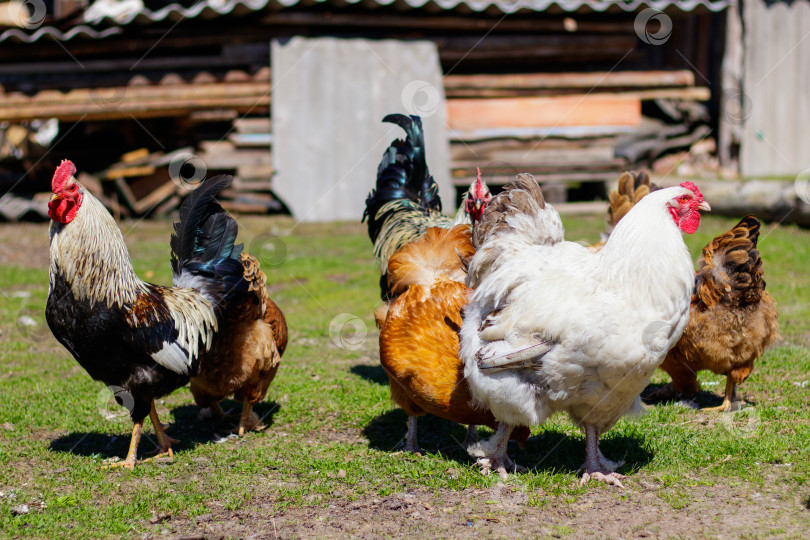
468,423,526,480
102,420,143,470
580,423,624,488
142,401,178,462
703,378,736,412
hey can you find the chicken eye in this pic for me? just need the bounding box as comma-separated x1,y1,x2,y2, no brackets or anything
678,195,689,203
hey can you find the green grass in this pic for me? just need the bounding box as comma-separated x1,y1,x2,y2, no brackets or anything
1,214,809,537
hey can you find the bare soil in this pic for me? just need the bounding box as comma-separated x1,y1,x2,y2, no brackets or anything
154,473,809,538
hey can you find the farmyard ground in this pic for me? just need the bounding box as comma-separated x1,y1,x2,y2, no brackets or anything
1,214,808,538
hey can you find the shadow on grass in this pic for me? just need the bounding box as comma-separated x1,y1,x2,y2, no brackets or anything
350,364,388,385
521,430,653,475
363,408,474,463
50,399,281,461
642,382,751,410
363,408,654,475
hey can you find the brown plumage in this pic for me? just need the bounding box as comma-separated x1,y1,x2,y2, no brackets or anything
387,225,475,298
608,170,654,228
378,225,529,453
659,215,780,410
190,252,288,435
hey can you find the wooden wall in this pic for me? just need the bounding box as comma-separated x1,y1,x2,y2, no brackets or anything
740,0,810,177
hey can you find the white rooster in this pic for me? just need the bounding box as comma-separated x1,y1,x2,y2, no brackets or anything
460,174,710,486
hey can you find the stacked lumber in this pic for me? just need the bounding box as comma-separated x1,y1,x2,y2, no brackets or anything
197,116,282,214
95,147,193,218
445,70,712,203
0,80,271,123
75,115,282,218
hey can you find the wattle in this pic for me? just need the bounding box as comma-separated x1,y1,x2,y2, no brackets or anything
48,195,81,224
679,209,701,234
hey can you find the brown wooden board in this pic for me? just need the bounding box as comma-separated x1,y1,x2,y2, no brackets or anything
447,95,642,130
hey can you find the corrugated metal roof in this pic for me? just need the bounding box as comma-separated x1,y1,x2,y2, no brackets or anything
0,25,120,44
81,0,730,26
1,0,729,44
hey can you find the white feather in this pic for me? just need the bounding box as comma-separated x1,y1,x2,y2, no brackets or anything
151,341,192,375
173,271,216,304
462,186,697,431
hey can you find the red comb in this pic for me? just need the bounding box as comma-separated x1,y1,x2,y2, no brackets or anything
680,181,702,199
52,160,77,194
474,167,488,198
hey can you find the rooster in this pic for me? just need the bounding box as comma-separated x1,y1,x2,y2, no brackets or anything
378,225,530,456
653,216,780,411
189,252,288,435
47,160,247,468
594,175,780,412
363,113,490,300
460,174,709,485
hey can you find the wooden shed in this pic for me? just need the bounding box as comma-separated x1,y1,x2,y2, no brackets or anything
3,0,796,221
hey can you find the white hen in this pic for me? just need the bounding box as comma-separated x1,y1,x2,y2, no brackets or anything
460,174,709,486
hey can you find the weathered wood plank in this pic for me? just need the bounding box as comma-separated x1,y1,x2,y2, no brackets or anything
447,95,642,131
444,71,696,91
0,82,271,121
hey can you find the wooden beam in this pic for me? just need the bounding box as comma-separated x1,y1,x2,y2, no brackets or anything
446,87,711,100
0,81,270,122
447,95,642,131
258,11,637,34
444,71,697,91
452,171,620,186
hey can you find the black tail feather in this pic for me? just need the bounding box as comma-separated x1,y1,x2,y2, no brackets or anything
170,176,246,307
170,175,241,274
363,114,440,243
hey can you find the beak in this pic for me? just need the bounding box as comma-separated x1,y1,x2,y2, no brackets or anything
698,201,711,211
474,199,483,212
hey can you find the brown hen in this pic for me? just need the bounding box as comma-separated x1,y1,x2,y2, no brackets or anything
658,215,780,410
378,225,529,456
190,252,288,435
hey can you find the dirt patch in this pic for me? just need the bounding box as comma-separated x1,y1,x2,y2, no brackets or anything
146,474,810,538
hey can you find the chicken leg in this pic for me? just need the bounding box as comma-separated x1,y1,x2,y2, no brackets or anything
198,401,227,421
703,378,736,412
235,398,262,436
102,420,143,470
144,401,177,460
580,423,624,487
403,416,423,455
462,424,479,448
468,423,526,480
103,402,176,469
